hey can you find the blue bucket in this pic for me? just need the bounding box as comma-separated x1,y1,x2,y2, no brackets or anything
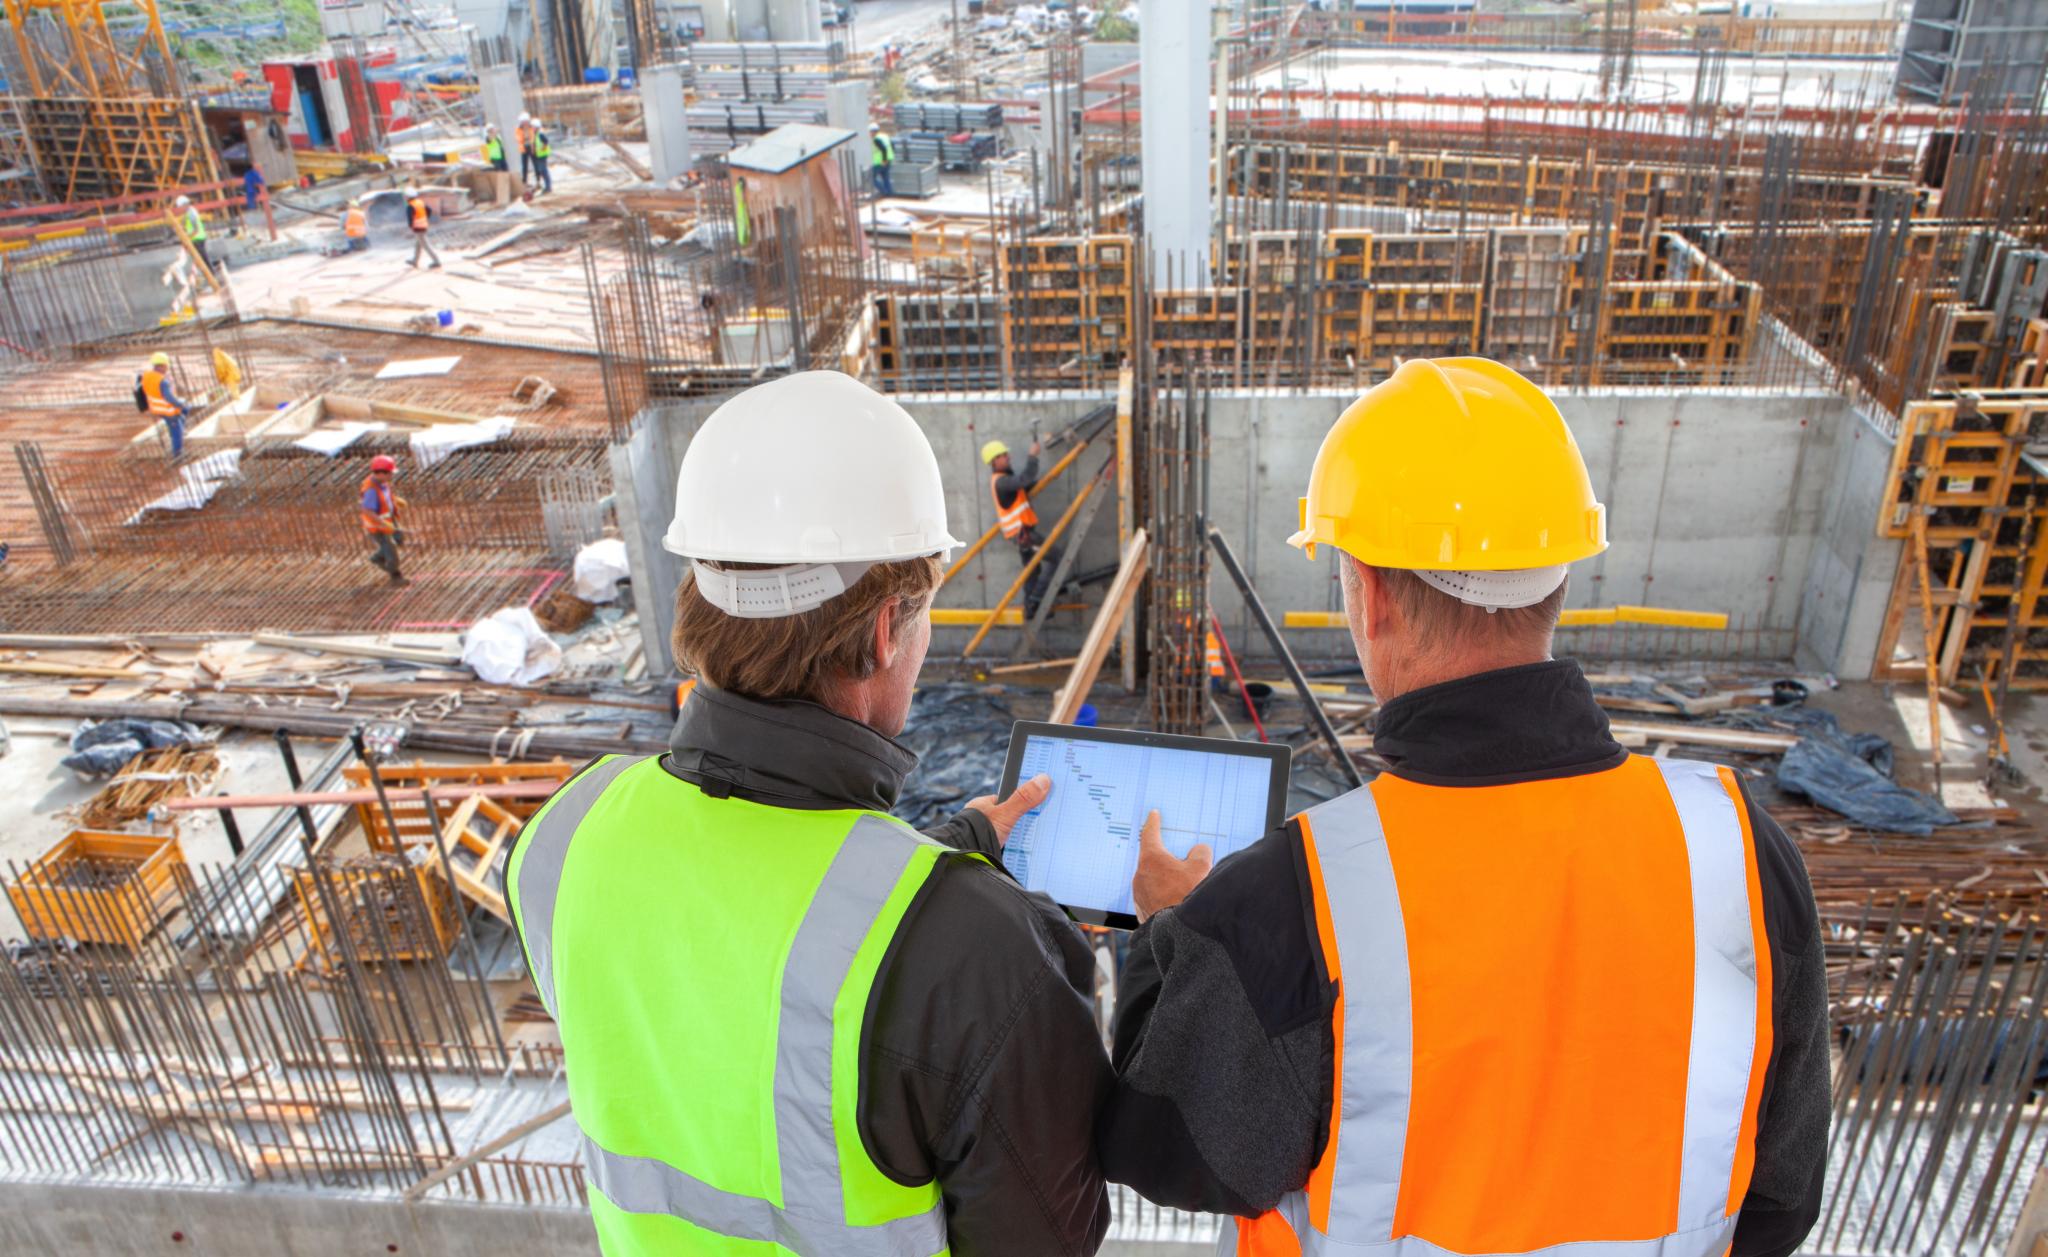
436,309,454,327
583,67,610,83
1074,703,1098,728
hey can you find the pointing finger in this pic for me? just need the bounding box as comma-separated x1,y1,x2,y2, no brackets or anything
1139,810,1164,851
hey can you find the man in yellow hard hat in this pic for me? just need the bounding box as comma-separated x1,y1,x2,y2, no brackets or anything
1100,358,1829,1257
981,436,1062,619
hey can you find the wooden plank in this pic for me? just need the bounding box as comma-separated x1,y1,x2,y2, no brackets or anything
1115,364,1137,693
249,632,462,666
1050,530,1148,723
165,780,562,811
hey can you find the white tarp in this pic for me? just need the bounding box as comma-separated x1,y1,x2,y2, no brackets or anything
125,449,244,523
374,356,462,379
410,417,516,470
461,606,562,687
571,538,632,602
293,422,385,456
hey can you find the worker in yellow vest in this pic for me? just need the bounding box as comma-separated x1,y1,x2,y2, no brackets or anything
505,371,1114,1255
341,198,368,251
404,185,442,270
529,120,553,195
174,194,212,278
483,123,507,172
1102,358,1831,1257
981,436,1062,619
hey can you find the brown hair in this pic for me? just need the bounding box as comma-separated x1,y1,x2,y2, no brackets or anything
671,556,943,702
1353,561,1567,652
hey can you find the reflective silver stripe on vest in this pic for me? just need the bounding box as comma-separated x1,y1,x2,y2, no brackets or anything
1229,1213,1739,1257
517,778,947,1255
514,754,643,1012
1656,759,1761,1235
1234,760,1758,1256
1308,783,1413,1242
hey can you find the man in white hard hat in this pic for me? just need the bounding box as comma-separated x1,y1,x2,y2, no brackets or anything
403,185,441,270
507,371,1114,1257
516,111,536,186
174,193,212,277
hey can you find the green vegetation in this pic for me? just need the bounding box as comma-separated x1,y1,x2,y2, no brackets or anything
1095,13,1137,41
877,70,908,106
165,0,324,76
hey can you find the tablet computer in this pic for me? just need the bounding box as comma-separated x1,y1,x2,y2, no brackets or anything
997,720,1292,929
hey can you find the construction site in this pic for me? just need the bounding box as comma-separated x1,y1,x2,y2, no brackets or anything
0,0,2046,1250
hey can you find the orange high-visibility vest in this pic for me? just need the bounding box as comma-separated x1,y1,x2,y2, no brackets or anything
408,197,428,231
1233,756,1772,1257
344,206,367,237
1205,631,1225,678
141,367,180,418
360,475,398,534
990,473,1038,540
516,123,534,154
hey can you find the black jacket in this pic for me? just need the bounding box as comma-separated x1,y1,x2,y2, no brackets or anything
661,685,1112,1257
1099,660,1830,1257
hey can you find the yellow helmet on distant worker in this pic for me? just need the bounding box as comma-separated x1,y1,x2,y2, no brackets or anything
1289,357,1606,575
149,351,170,367
979,439,1009,466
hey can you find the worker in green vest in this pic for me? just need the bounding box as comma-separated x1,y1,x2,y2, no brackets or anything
869,122,895,198
530,120,554,194
734,175,750,247
175,194,213,278
483,123,507,172
506,370,1113,1256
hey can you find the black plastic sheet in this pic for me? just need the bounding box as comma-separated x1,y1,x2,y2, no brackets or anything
62,717,206,778
1732,704,1959,835
894,684,1019,830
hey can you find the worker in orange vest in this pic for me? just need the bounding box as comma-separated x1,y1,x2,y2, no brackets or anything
981,436,1062,619
1102,359,1829,1257
342,198,368,252
137,350,189,459
404,185,441,270
360,453,408,582
515,112,536,186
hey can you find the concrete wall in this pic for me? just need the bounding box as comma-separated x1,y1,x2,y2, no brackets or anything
628,385,1902,673
1793,401,1905,680
0,1181,1208,1257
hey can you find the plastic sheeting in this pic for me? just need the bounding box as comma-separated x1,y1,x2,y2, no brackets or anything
63,717,207,778
894,683,1018,829
125,449,243,522
461,606,563,686
1732,704,1960,835
409,417,517,470
572,538,632,603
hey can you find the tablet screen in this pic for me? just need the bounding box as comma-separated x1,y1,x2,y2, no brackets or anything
998,723,1289,925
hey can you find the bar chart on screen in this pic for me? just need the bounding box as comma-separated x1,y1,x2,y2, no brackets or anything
1002,733,1273,916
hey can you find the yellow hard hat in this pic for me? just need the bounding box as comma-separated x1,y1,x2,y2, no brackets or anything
1289,357,1606,571
149,351,170,367
980,439,1009,466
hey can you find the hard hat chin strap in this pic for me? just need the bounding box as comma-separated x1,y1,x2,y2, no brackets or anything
690,560,876,619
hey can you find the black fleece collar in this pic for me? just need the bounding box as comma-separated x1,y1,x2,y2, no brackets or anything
1369,659,1627,787
663,683,917,811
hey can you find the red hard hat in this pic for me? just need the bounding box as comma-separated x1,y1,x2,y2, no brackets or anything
370,455,397,473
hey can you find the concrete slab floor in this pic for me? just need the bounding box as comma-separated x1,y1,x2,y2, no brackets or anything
1797,681,2047,826
0,721,332,939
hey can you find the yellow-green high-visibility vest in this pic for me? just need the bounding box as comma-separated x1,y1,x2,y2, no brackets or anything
184,206,207,242
507,755,959,1256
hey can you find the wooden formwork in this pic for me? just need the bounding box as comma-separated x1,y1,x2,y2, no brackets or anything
290,853,462,971
344,759,573,852
1364,284,1482,370
1875,390,2048,688
7,830,184,948
1567,280,1759,382
438,795,524,924
11,95,221,201
1483,226,1576,365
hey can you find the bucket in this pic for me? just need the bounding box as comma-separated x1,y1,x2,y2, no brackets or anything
1074,703,1098,728
1236,681,1274,722
436,309,454,327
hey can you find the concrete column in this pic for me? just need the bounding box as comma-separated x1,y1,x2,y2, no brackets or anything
731,0,770,41
697,0,733,41
1041,80,1074,206
767,0,822,41
642,63,691,183
825,80,872,164
478,64,525,149
1140,0,1211,285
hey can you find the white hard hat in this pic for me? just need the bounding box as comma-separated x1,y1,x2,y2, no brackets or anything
405,184,420,196
175,195,192,206
519,111,531,121
664,371,960,618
